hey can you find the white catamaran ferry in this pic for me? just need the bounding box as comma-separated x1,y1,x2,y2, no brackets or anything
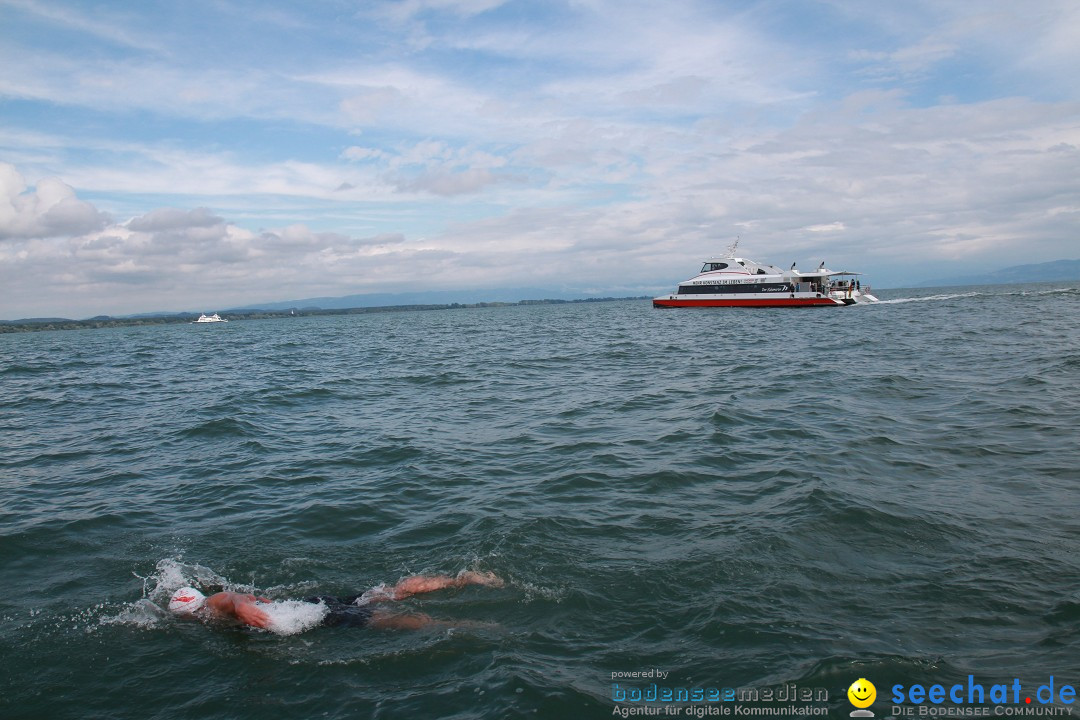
654,241,879,308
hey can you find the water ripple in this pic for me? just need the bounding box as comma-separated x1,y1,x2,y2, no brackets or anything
2,284,1079,718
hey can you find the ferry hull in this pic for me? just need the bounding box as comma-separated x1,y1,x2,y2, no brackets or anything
653,295,843,308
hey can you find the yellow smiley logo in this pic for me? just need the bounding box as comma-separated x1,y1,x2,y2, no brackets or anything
848,678,876,709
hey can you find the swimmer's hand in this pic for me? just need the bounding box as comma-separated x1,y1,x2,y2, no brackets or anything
456,570,504,588
234,599,271,629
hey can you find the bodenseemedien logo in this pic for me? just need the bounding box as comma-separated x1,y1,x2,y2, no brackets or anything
848,678,876,717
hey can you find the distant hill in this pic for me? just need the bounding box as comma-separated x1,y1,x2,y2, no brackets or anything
229,287,612,312
917,259,1080,287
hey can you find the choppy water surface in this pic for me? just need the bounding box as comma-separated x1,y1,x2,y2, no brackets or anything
2,284,1079,719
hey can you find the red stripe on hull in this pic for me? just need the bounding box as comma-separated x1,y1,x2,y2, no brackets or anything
652,297,842,308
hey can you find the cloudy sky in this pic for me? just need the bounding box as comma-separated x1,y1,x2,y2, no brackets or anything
1,0,1078,318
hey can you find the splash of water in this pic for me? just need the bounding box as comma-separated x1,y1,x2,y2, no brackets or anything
259,600,329,635
101,599,169,628
110,558,329,635
136,557,231,605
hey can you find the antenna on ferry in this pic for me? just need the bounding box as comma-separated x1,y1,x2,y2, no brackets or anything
725,236,739,258
819,261,825,270
791,262,796,270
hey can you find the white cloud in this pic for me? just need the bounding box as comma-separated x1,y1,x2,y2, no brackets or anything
342,146,387,162
0,193,420,317
392,167,517,196
127,207,224,233
0,0,164,53
372,0,508,24
806,222,846,233
850,40,957,81
0,163,108,240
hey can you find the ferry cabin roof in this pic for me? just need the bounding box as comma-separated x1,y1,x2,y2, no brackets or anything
699,257,861,279
700,258,785,275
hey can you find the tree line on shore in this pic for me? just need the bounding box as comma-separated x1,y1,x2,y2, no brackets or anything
1,297,646,334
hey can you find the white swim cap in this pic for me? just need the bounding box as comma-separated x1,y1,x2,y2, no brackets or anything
169,587,206,614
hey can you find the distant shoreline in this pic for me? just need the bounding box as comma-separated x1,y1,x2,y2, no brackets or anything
0,296,650,334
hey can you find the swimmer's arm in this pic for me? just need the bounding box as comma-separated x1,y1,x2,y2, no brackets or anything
205,592,272,629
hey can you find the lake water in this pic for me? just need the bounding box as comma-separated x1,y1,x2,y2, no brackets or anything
2,284,1079,719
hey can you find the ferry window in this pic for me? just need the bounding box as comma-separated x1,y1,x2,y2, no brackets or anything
702,262,728,272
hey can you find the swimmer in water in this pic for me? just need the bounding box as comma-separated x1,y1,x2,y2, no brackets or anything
167,570,504,630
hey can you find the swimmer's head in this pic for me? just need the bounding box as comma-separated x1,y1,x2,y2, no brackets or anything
169,587,206,614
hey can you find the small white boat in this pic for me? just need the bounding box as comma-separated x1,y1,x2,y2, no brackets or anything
193,313,228,323
654,240,879,308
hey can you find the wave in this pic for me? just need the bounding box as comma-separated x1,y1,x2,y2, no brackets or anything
876,291,979,304
879,284,1079,305
0,363,58,376
175,416,259,438
1021,286,1080,297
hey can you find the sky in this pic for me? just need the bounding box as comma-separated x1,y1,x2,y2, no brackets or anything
1,0,1078,318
